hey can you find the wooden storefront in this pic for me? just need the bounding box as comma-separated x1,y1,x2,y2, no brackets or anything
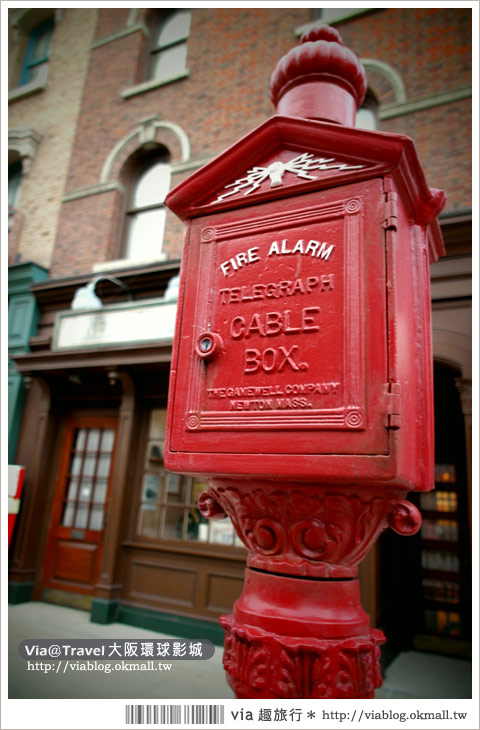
8,263,246,642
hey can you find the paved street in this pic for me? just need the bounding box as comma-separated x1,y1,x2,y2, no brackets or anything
8,602,472,700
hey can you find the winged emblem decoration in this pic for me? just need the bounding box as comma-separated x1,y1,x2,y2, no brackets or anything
212,152,364,204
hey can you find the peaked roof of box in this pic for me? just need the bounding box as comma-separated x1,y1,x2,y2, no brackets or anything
165,115,445,262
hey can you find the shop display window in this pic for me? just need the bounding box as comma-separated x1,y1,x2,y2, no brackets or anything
417,462,467,641
136,409,243,548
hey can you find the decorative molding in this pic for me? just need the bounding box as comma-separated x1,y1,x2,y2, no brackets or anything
432,323,472,379
62,181,124,203
100,118,191,184
62,160,209,204
380,86,472,120
221,616,384,699
455,378,472,416
199,483,421,578
212,152,364,204
11,7,60,33
8,66,48,103
91,23,148,50
171,157,212,174
92,254,167,274
121,70,190,99
361,58,407,104
126,9,140,27
8,128,43,174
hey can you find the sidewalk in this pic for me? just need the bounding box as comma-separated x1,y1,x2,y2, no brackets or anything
8,602,472,700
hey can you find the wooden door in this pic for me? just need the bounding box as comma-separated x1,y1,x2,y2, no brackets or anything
42,415,117,596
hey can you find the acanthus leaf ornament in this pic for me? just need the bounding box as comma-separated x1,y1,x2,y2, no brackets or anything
212,152,364,204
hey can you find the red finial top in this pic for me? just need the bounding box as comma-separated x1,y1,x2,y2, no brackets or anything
270,24,367,125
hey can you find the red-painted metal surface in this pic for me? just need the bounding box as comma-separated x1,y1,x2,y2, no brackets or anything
8,465,25,549
164,25,445,698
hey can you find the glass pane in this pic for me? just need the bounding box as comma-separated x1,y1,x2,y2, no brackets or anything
149,409,166,439
97,454,111,478
156,10,191,47
79,478,93,502
163,505,185,539
137,505,161,537
28,60,48,83
32,26,52,61
197,519,209,542
165,473,187,502
355,107,377,130
86,429,100,451
89,506,104,531
151,43,187,83
186,508,201,540
436,492,458,512
125,208,166,261
92,479,108,505
100,429,115,453
142,473,161,503
421,549,460,572
74,505,89,529
208,517,236,546
421,518,458,542
70,453,83,476
420,491,458,512
422,578,460,604
74,429,87,451
133,162,171,208
66,477,79,501
147,441,163,463
83,454,97,477
424,609,460,637
8,170,21,208
62,502,75,527
191,478,207,504
435,463,456,483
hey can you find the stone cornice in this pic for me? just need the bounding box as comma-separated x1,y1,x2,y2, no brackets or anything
91,23,148,50
380,86,471,119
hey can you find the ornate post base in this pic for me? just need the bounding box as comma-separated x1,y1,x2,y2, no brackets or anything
220,569,384,699
199,479,421,699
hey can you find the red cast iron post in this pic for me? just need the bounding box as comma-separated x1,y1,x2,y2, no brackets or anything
164,26,446,698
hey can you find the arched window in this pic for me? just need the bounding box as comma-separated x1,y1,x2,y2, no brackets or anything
123,151,171,262
356,91,379,130
147,10,191,83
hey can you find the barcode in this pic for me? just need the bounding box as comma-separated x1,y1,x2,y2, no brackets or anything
125,705,225,725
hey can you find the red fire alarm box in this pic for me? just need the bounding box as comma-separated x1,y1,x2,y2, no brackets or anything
164,115,445,491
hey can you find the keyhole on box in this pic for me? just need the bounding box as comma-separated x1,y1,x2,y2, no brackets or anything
196,331,223,359
200,338,212,353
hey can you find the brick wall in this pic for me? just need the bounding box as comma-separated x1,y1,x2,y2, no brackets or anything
12,7,469,277
340,8,471,98
8,9,97,269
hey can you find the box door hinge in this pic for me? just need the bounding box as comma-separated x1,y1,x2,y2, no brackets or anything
383,191,398,230
385,382,401,429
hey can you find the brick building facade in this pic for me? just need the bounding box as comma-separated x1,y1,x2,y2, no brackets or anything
8,7,472,663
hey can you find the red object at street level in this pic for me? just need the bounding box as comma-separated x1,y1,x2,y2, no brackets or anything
8,465,25,548
165,25,445,698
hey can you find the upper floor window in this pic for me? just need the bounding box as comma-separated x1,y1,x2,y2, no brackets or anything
19,17,54,86
148,10,191,83
124,151,171,262
356,92,379,130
